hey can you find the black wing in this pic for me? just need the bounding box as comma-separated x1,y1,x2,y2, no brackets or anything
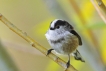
70,30,82,45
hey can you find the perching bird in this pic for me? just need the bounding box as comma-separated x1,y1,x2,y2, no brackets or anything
45,19,85,68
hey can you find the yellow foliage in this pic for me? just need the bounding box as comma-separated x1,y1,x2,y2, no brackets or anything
103,0,106,4
82,2,94,20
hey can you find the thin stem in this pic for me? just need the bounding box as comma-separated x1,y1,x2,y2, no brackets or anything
96,0,106,13
91,0,106,23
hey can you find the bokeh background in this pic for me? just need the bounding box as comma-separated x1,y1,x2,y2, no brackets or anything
0,0,106,71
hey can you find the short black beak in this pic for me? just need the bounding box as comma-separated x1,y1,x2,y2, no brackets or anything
50,27,55,30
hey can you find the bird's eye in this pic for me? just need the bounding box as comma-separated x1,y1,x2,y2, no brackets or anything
56,25,60,29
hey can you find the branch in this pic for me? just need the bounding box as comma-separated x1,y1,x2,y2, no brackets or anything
96,0,106,13
91,0,106,23
0,14,78,71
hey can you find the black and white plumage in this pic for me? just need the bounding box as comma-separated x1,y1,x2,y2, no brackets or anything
45,19,85,68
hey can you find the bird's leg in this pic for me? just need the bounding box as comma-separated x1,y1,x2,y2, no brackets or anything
46,49,54,56
66,54,70,68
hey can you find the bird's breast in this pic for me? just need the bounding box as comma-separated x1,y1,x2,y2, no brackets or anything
49,35,79,54
45,30,79,54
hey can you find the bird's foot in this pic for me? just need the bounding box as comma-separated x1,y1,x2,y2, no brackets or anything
46,49,54,56
66,60,70,68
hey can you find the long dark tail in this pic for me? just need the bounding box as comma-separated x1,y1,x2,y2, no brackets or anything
72,50,85,62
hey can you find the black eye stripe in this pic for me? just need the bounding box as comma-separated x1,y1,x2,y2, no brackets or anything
50,20,74,30
56,25,60,29
50,27,55,30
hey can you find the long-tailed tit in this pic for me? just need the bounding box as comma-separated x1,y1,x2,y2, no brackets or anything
45,19,85,68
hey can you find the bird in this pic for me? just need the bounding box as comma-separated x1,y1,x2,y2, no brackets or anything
45,19,85,68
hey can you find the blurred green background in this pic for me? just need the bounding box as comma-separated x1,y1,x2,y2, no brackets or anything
0,0,106,71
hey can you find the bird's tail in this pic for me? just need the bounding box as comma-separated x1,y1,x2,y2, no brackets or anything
72,50,85,62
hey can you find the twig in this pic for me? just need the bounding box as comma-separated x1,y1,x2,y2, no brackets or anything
96,0,106,13
0,14,78,71
91,0,106,23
